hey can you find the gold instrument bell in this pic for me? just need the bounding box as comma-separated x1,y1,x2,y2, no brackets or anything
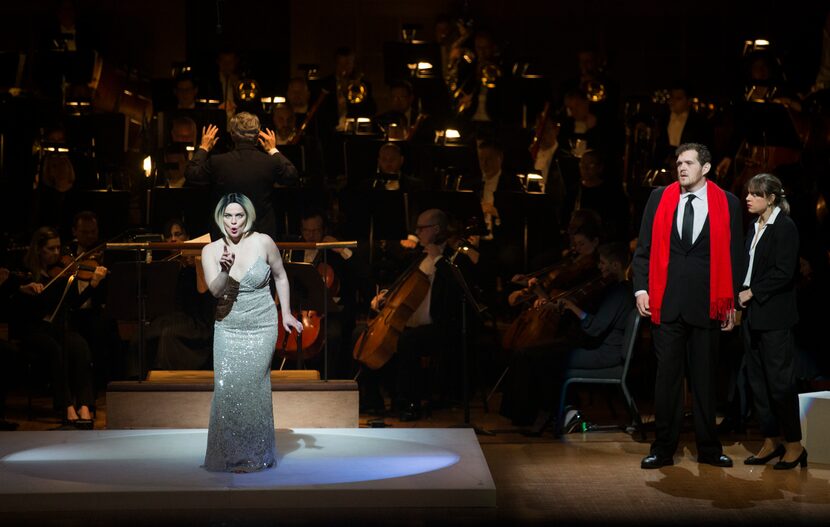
481,63,501,89
237,79,260,102
584,80,606,103
345,74,367,105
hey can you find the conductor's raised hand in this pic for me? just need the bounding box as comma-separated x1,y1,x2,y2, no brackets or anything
200,124,220,152
282,312,304,333
219,245,235,273
258,128,277,151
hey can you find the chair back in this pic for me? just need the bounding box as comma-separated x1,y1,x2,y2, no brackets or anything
619,307,642,382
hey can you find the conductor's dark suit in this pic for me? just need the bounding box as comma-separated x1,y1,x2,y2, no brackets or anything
740,211,801,441
185,142,298,239
633,182,743,460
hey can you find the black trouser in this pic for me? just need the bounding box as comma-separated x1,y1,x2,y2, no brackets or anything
651,319,722,459
25,321,94,410
395,324,444,407
742,323,802,442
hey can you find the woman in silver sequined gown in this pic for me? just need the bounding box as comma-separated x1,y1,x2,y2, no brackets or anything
201,193,303,472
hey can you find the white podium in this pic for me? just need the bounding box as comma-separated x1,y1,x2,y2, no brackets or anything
799,391,830,465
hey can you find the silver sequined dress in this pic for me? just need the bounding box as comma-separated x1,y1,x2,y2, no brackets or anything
204,257,278,472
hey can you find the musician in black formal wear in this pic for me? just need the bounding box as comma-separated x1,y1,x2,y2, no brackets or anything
362,209,474,421
738,173,807,470
654,85,714,167
185,112,298,240
633,143,744,469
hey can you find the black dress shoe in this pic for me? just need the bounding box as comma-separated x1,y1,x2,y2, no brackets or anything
744,444,785,465
74,419,94,430
699,454,733,467
773,448,807,470
641,454,674,469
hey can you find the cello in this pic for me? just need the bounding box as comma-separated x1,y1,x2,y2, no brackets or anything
275,260,338,362
502,253,599,350
504,274,611,351
352,258,430,370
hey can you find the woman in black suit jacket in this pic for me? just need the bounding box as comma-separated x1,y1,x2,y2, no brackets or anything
738,173,806,470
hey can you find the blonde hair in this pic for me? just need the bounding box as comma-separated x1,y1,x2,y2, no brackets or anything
214,193,257,239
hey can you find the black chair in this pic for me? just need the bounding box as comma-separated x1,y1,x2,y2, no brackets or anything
555,308,646,439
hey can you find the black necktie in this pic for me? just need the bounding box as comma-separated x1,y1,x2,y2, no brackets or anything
682,194,696,243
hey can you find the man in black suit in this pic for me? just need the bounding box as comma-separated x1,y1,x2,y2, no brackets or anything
185,112,298,240
633,143,744,469
654,85,714,167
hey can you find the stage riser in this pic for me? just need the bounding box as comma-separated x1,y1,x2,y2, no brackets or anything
107,386,358,429
800,391,830,464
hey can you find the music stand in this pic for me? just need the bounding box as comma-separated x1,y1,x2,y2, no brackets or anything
277,143,307,174
105,260,180,380
418,143,477,188
338,189,409,263
444,257,492,435
271,188,330,238
281,262,327,372
494,190,559,271
409,190,482,226
70,189,131,240
148,187,214,236
742,102,802,149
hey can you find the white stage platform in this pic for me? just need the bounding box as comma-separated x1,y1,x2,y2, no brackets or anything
0,428,495,511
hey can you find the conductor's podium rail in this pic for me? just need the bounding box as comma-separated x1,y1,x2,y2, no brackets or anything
107,370,358,429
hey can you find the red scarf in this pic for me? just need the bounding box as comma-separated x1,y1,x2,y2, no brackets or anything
648,181,734,324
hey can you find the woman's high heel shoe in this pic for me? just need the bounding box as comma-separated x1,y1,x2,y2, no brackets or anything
773,448,807,470
744,444,785,465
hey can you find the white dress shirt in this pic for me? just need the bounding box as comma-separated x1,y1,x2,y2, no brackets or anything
406,249,445,327
676,182,709,243
743,206,781,287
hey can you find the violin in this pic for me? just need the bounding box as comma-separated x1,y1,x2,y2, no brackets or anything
42,245,107,292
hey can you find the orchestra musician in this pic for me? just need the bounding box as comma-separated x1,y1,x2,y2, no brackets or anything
9,227,106,428
320,47,376,132
125,219,214,379
359,209,475,421
272,103,296,146
282,211,357,378
67,211,118,389
360,143,425,192
500,242,634,432
654,84,714,169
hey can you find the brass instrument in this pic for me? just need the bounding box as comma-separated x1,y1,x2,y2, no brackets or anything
288,89,329,145
481,62,501,89
237,78,260,102
584,80,606,103
344,74,367,105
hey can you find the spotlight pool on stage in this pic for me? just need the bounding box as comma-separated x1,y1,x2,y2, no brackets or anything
0,428,495,511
